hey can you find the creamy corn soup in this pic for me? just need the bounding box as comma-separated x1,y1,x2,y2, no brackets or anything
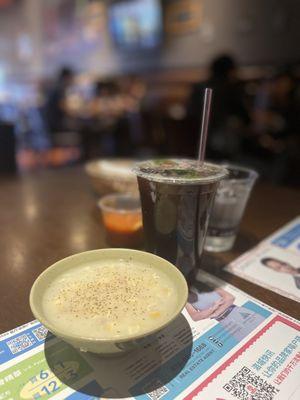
42,259,177,339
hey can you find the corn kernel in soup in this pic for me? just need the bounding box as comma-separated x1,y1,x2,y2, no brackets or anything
42,259,178,339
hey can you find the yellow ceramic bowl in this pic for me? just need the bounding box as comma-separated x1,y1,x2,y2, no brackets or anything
29,249,188,355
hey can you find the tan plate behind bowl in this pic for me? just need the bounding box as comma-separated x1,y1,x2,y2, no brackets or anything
85,159,138,195
30,249,188,355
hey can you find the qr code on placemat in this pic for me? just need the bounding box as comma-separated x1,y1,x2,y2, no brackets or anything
6,334,35,354
143,379,169,400
32,326,48,341
223,366,279,400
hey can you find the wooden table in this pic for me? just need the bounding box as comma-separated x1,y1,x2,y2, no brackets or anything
0,166,299,333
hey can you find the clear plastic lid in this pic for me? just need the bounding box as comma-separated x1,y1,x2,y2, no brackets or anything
133,159,228,184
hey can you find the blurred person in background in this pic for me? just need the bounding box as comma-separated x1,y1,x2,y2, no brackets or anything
253,67,299,151
250,66,300,184
91,80,120,117
80,79,135,159
119,75,146,154
45,67,74,136
79,79,119,159
89,77,146,157
188,54,250,159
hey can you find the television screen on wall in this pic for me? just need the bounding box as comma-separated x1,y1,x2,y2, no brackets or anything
108,0,162,51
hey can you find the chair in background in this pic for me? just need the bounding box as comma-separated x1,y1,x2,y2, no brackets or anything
0,122,17,173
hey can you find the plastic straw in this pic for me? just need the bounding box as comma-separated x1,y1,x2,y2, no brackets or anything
198,88,213,166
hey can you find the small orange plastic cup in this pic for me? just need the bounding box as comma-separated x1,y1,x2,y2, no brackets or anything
98,194,143,248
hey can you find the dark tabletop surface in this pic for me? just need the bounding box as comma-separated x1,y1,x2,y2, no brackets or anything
0,166,299,333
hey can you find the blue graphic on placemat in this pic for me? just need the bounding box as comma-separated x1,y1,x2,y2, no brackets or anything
131,301,271,400
243,301,272,319
0,323,53,364
272,223,300,248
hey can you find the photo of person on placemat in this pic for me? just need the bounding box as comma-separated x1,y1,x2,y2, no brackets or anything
261,257,300,289
186,281,265,342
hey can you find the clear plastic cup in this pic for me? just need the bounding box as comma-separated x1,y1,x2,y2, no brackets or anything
98,193,143,248
134,159,227,278
204,164,258,252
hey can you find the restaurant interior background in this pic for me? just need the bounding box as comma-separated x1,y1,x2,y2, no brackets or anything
0,0,299,186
